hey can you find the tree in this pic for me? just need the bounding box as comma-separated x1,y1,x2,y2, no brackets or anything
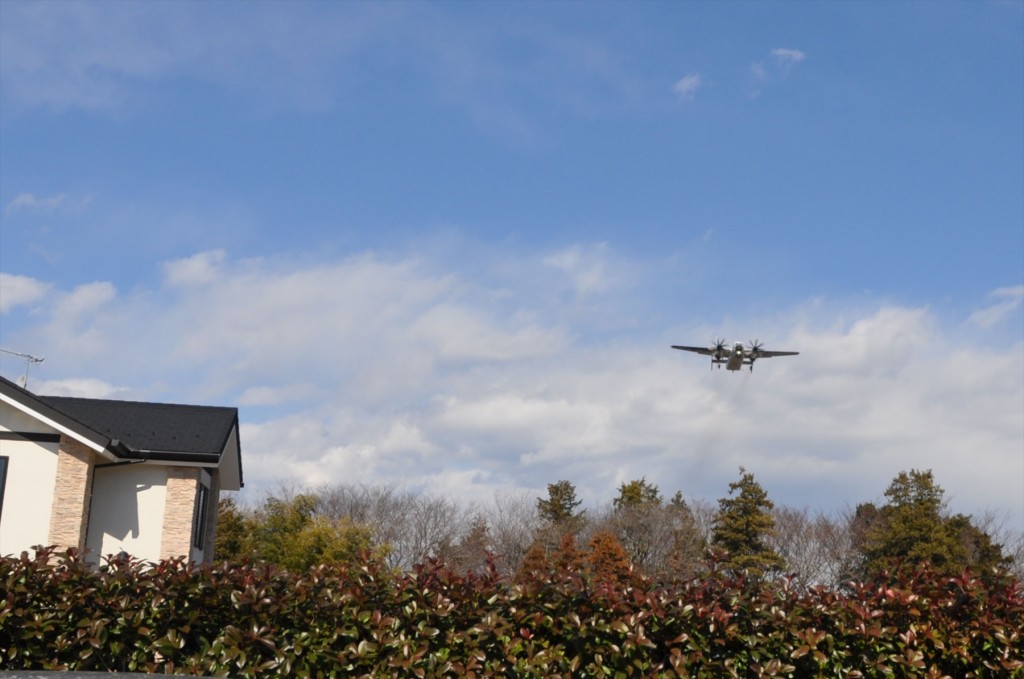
711,468,785,578
233,493,379,571
586,531,632,585
439,513,492,575
613,478,662,510
214,497,254,562
537,480,585,525
664,491,706,580
286,516,376,572
855,469,1007,579
602,478,680,578
486,490,542,577
251,494,320,567
947,514,1011,573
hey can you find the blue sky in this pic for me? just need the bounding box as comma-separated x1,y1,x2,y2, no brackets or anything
2,1,1022,528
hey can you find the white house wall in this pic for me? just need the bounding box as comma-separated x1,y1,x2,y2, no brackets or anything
0,403,59,557
86,464,168,564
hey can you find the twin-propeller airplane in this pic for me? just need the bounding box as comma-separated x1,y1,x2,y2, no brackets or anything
672,339,798,372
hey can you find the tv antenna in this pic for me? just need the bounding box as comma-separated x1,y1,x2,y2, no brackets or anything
0,347,45,389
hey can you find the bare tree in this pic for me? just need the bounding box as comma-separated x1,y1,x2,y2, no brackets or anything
484,490,543,576
769,506,854,588
314,482,471,570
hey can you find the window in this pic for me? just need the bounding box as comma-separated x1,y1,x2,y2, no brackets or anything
0,456,8,522
193,483,209,550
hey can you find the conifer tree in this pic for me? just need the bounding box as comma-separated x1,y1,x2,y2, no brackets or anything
537,480,585,524
613,477,662,510
586,530,632,585
711,467,785,577
855,469,1008,579
214,497,254,562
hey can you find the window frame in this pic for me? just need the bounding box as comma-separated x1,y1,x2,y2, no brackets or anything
0,456,8,523
192,483,209,551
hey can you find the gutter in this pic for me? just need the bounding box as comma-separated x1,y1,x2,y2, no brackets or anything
94,439,149,469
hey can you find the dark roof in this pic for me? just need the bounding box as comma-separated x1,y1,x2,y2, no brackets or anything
0,376,241,482
38,395,238,460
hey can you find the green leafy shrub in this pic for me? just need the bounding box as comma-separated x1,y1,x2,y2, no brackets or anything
2,547,1021,677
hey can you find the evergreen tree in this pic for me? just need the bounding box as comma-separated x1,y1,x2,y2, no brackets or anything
613,477,662,510
214,497,254,562
586,530,632,585
537,480,585,525
552,532,585,573
855,469,1008,579
711,468,785,577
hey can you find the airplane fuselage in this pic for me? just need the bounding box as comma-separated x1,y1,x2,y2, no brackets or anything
715,342,746,371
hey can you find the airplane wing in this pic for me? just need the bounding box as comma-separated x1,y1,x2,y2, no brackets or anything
753,350,799,358
671,345,715,356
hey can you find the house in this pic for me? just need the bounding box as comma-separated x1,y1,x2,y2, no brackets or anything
0,375,242,564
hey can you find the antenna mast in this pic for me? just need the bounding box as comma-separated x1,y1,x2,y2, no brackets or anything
0,347,45,389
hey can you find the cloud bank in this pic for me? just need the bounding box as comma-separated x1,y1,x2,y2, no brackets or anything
2,246,1020,528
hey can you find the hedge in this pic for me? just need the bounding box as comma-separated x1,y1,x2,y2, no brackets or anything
2,547,1021,677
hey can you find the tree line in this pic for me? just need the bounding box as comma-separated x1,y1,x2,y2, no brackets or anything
216,468,1022,587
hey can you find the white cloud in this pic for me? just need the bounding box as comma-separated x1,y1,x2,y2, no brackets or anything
0,1,393,112
162,250,227,288
412,304,567,362
0,273,51,312
0,0,644,143
34,378,126,399
749,47,806,96
4,191,95,215
968,285,1024,328
5,192,66,214
673,73,702,101
770,48,806,67
237,383,319,407
543,242,618,295
52,281,117,321
4,250,1021,530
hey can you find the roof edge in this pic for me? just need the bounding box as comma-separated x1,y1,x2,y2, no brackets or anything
0,375,117,458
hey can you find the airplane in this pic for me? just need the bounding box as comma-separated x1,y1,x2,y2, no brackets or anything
671,339,798,372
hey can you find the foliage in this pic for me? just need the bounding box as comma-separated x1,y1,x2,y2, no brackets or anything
613,477,662,510
216,494,379,572
214,496,252,562
712,467,786,578
536,480,585,525
215,472,1016,590
438,514,492,576
665,492,707,581
856,469,1010,580
585,531,633,586
3,546,1022,677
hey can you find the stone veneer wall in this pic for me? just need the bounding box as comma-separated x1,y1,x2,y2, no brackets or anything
47,436,97,552
160,467,199,560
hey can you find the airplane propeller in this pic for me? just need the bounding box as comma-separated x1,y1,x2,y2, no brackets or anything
708,338,728,370
747,339,764,371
